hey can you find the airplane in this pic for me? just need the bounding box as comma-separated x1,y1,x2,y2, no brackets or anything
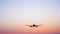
25,24,42,28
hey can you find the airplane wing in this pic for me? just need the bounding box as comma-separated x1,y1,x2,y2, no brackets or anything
36,24,43,26
25,24,32,26
25,24,33,27
26,25,31,26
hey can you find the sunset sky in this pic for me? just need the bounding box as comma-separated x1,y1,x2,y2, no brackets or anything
0,0,60,34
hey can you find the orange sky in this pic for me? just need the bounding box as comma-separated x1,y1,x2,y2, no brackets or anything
0,23,60,34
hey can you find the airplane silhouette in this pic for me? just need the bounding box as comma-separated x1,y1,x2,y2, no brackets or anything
25,24,42,28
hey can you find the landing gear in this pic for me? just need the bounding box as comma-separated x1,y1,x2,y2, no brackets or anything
36,26,38,28
30,26,32,27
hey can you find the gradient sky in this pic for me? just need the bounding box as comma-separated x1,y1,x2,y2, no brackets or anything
0,0,60,34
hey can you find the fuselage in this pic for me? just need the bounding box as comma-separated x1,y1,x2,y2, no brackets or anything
33,24,35,27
